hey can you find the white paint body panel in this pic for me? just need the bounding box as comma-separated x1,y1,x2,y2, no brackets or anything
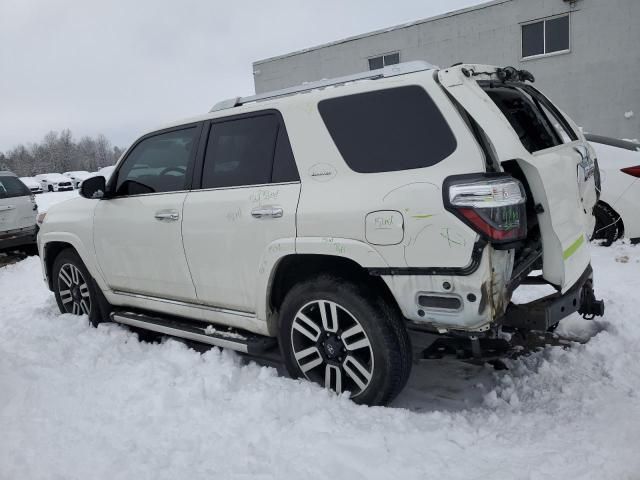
93,192,196,302
0,174,36,232
181,183,300,314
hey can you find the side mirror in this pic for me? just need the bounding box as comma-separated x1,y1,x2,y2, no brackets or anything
80,175,106,199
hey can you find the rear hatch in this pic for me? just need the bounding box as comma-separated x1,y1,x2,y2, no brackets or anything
438,65,597,291
0,175,37,232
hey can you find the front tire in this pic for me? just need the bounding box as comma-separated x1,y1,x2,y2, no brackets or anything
52,249,110,327
278,275,412,406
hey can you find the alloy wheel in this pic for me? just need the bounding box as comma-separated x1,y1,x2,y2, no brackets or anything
290,300,374,397
57,263,92,315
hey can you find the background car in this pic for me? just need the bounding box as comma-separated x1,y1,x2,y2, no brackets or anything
35,173,74,192
586,134,640,245
19,176,43,194
63,171,92,189
0,171,38,254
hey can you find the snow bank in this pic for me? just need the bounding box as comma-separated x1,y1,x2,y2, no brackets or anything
1,243,639,479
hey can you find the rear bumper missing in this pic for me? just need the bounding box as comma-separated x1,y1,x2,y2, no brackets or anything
500,264,604,331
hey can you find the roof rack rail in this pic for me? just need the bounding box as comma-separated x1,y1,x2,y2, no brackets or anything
209,60,436,113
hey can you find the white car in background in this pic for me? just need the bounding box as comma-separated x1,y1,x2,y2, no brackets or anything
19,176,43,194
0,171,38,253
63,171,92,189
586,134,640,245
35,173,74,192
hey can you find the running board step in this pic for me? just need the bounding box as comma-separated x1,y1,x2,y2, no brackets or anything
110,311,276,355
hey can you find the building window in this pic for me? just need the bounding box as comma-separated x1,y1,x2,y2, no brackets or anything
368,52,400,70
521,14,569,59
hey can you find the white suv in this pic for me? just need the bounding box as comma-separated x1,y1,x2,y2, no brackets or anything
1,171,38,253
37,63,604,405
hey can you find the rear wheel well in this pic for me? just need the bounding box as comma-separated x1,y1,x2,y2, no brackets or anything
44,242,75,290
269,254,401,325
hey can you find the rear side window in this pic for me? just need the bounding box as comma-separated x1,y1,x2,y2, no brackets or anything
0,176,30,198
114,127,198,196
201,113,299,189
318,86,457,173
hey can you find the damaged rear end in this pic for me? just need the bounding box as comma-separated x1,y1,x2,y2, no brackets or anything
438,64,604,332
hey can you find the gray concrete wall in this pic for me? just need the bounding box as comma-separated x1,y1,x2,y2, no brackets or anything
253,0,639,140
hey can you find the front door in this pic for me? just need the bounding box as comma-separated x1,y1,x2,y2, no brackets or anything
182,111,300,313
0,175,36,231
93,124,202,302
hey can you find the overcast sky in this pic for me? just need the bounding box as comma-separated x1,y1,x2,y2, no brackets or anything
0,0,483,152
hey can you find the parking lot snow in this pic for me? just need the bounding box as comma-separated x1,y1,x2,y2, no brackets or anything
1,242,639,479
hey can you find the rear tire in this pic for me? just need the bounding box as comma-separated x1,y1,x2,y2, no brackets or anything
592,201,623,246
52,248,111,327
278,275,412,406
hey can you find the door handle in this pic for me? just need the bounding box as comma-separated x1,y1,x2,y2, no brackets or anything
251,206,283,219
154,211,180,221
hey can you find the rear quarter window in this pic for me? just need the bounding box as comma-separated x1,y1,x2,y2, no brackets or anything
318,86,457,173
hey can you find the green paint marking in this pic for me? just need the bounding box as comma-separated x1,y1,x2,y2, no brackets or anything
563,235,585,260
412,214,434,219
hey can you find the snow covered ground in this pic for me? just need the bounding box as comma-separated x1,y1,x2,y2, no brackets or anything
1,193,639,479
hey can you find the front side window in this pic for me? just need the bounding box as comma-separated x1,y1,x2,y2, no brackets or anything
114,127,198,196
201,113,298,189
318,86,457,173
0,176,31,198
522,14,569,58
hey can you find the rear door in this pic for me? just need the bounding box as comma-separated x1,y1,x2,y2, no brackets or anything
93,124,202,301
0,175,36,232
182,111,300,313
439,66,595,290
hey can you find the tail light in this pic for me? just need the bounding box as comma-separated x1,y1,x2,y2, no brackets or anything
621,166,640,178
445,174,527,244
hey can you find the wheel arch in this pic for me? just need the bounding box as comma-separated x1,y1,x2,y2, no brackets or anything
41,233,107,292
265,253,401,336
43,241,72,290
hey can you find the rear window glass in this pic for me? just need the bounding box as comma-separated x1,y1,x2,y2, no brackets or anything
0,176,31,198
483,84,576,153
318,86,457,173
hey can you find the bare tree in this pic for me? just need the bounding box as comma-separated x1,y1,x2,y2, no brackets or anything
1,130,122,176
